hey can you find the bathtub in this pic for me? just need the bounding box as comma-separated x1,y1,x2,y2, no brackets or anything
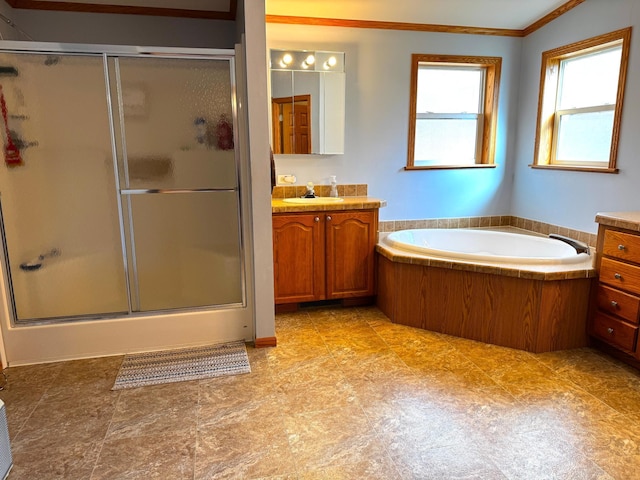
376,228,596,353
382,228,590,265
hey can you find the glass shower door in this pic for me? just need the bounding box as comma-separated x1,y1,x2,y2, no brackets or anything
0,52,129,321
113,56,243,312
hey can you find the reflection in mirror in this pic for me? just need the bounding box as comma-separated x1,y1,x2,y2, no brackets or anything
270,49,345,155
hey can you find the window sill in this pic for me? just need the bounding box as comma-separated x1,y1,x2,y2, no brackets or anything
405,164,497,171
529,164,618,174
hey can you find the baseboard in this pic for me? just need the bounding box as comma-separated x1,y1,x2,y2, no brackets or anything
254,337,277,348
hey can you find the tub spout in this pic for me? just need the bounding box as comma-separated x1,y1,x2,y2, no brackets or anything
548,234,590,255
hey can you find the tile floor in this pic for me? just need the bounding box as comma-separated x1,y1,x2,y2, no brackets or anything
2,306,640,479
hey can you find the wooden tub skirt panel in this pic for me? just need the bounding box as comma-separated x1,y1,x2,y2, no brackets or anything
376,254,591,353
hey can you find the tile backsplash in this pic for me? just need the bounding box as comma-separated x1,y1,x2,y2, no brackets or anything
272,184,368,199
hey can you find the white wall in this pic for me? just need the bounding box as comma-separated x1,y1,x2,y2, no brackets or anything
512,0,640,233
267,24,522,222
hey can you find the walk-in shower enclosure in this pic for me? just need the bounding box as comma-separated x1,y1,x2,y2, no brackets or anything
0,42,254,364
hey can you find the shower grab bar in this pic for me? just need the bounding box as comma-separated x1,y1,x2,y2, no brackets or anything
548,234,590,255
19,248,61,271
121,188,237,195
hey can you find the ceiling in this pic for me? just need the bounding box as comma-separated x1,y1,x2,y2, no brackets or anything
6,0,580,31
265,0,574,31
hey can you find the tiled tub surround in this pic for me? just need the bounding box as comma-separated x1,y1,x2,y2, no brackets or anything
3,306,640,479
379,216,598,250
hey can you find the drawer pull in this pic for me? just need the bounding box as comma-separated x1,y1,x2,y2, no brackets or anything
607,327,615,335
614,273,623,280
611,300,619,308
618,244,627,251
314,217,320,222
327,216,332,221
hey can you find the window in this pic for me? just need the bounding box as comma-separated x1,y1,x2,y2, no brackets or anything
406,54,502,169
533,28,632,172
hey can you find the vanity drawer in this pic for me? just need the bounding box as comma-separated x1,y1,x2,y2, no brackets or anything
603,230,640,264
592,312,638,353
596,284,640,324
600,258,640,296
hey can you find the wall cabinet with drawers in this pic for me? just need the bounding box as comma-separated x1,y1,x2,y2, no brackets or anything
589,221,640,361
272,209,378,307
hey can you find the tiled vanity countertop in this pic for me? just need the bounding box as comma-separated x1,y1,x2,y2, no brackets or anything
595,211,640,231
271,197,387,213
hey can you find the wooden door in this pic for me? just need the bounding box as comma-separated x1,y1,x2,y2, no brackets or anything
325,210,377,299
271,95,311,154
293,100,311,154
282,102,295,154
272,213,325,304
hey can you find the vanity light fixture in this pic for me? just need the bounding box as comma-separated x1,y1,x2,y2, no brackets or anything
270,49,344,73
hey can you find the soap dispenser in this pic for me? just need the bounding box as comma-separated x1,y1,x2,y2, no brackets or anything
329,175,338,197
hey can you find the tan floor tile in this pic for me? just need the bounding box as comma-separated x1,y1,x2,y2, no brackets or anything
198,374,285,428
480,428,613,480
14,390,118,445
92,430,195,480
266,340,330,369
270,354,344,387
9,439,102,480
278,376,358,415
391,443,507,480
335,349,411,379
195,420,295,479
298,457,401,480
106,381,199,440
284,405,387,472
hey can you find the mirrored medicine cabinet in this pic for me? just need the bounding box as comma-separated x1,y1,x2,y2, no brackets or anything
270,49,345,155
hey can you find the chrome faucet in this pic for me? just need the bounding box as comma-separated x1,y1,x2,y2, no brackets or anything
303,182,316,198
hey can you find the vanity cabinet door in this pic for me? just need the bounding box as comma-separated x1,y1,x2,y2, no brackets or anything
272,214,325,304
325,210,377,299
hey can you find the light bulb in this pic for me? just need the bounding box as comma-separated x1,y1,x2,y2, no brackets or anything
282,53,293,65
305,55,315,65
323,56,338,70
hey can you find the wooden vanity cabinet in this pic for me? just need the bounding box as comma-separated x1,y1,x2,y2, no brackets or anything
272,209,378,306
589,225,640,358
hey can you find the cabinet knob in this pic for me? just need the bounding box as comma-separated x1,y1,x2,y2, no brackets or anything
611,301,619,308
314,217,320,222
607,327,614,335
618,244,626,251
614,273,623,280
327,215,332,221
